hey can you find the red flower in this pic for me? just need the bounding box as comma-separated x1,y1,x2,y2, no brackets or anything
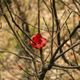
29,33,47,49
19,64,23,67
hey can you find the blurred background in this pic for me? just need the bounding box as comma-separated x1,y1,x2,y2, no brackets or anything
0,0,80,80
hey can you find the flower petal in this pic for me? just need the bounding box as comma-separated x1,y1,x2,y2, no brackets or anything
35,44,41,49
40,38,47,47
36,33,42,39
29,36,36,47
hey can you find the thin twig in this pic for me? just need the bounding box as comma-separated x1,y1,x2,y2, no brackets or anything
53,64,80,69
75,0,80,5
51,0,54,56
72,0,80,12
38,0,45,66
38,0,40,33
59,0,74,11
42,0,51,13
0,50,32,60
43,17,51,37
